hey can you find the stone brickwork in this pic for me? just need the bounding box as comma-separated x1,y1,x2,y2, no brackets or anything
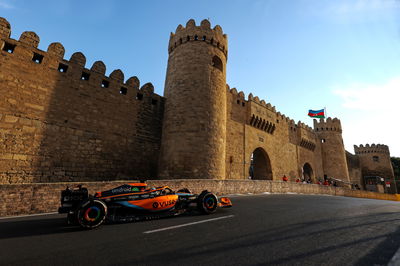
0,17,395,191
159,19,227,180
346,151,363,187
354,144,396,192
0,17,164,183
1,180,398,217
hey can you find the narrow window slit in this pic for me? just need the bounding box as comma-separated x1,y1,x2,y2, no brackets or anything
32,53,43,64
58,63,68,73
120,87,127,95
2,42,16,53
81,72,90,81
101,80,109,88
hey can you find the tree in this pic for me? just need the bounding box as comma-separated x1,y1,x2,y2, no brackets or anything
392,157,400,177
391,157,400,193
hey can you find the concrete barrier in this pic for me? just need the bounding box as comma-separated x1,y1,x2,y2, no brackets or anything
0,180,399,217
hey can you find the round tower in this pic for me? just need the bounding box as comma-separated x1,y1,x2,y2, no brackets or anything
158,19,228,179
354,144,395,192
314,118,350,183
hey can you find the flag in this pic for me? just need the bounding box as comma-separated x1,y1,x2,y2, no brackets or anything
308,109,325,118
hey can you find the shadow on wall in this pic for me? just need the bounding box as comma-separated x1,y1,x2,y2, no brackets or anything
0,18,164,183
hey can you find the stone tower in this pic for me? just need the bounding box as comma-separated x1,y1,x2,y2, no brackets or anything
314,118,350,182
158,19,228,179
354,144,395,191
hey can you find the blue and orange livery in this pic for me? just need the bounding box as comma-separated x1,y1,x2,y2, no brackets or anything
59,182,232,229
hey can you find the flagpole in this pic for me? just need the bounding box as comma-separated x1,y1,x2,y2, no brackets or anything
324,106,327,119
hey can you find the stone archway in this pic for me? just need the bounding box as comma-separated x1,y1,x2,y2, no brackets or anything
249,148,273,180
303,163,314,182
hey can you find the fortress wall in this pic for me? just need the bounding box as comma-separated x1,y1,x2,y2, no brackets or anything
314,118,350,182
1,180,398,217
226,90,328,181
296,145,324,181
354,144,395,178
346,151,363,187
226,95,299,180
354,144,395,193
0,18,164,184
159,19,227,180
225,87,247,179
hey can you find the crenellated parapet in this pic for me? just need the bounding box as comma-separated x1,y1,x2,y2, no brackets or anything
354,144,390,155
313,117,342,133
227,85,319,140
168,19,228,58
0,17,161,104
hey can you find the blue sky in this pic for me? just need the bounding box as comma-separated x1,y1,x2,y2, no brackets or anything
1,0,400,156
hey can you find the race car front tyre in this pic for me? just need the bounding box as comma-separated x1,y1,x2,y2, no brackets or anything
197,191,218,214
77,199,107,229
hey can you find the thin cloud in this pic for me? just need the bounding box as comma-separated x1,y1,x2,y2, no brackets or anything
333,77,400,156
333,77,400,111
331,0,400,14
0,0,13,9
302,0,400,23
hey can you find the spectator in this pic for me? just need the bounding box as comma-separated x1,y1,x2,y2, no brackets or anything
296,178,300,183
323,180,330,186
282,175,289,182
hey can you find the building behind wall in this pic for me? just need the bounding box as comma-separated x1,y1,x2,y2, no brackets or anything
0,17,395,192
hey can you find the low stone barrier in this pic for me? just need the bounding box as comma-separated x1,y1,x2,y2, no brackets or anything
0,180,398,217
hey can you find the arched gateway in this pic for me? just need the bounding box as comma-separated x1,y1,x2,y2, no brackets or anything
303,163,314,182
249,148,273,180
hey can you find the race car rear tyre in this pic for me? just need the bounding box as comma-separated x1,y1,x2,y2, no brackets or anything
197,191,218,214
77,199,107,229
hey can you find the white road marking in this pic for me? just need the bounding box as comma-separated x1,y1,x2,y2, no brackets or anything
143,215,235,234
0,212,58,220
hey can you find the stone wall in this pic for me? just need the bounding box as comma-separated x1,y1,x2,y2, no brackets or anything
226,88,325,182
1,180,398,217
158,19,228,180
346,151,363,188
0,17,164,183
354,144,396,193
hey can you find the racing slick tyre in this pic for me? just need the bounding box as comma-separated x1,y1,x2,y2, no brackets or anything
197,191,218,214
77,199,107,229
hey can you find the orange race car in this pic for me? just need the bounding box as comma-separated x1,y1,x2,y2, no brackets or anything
58,182,232,229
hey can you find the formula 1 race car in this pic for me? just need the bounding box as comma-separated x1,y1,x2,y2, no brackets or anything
58,182,232,229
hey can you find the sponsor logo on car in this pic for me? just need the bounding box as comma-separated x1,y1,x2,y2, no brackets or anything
153,200,176,209
111,187,133,193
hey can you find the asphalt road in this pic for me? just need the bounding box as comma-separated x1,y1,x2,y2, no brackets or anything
1,194,400,266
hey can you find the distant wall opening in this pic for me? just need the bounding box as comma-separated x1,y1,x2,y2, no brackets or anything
211,55,223,72
249,148,273,180
303,163,314,182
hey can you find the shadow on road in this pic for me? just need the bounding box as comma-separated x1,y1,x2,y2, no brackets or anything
355,224,400,266
123,211,400,266
0,216,82,239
